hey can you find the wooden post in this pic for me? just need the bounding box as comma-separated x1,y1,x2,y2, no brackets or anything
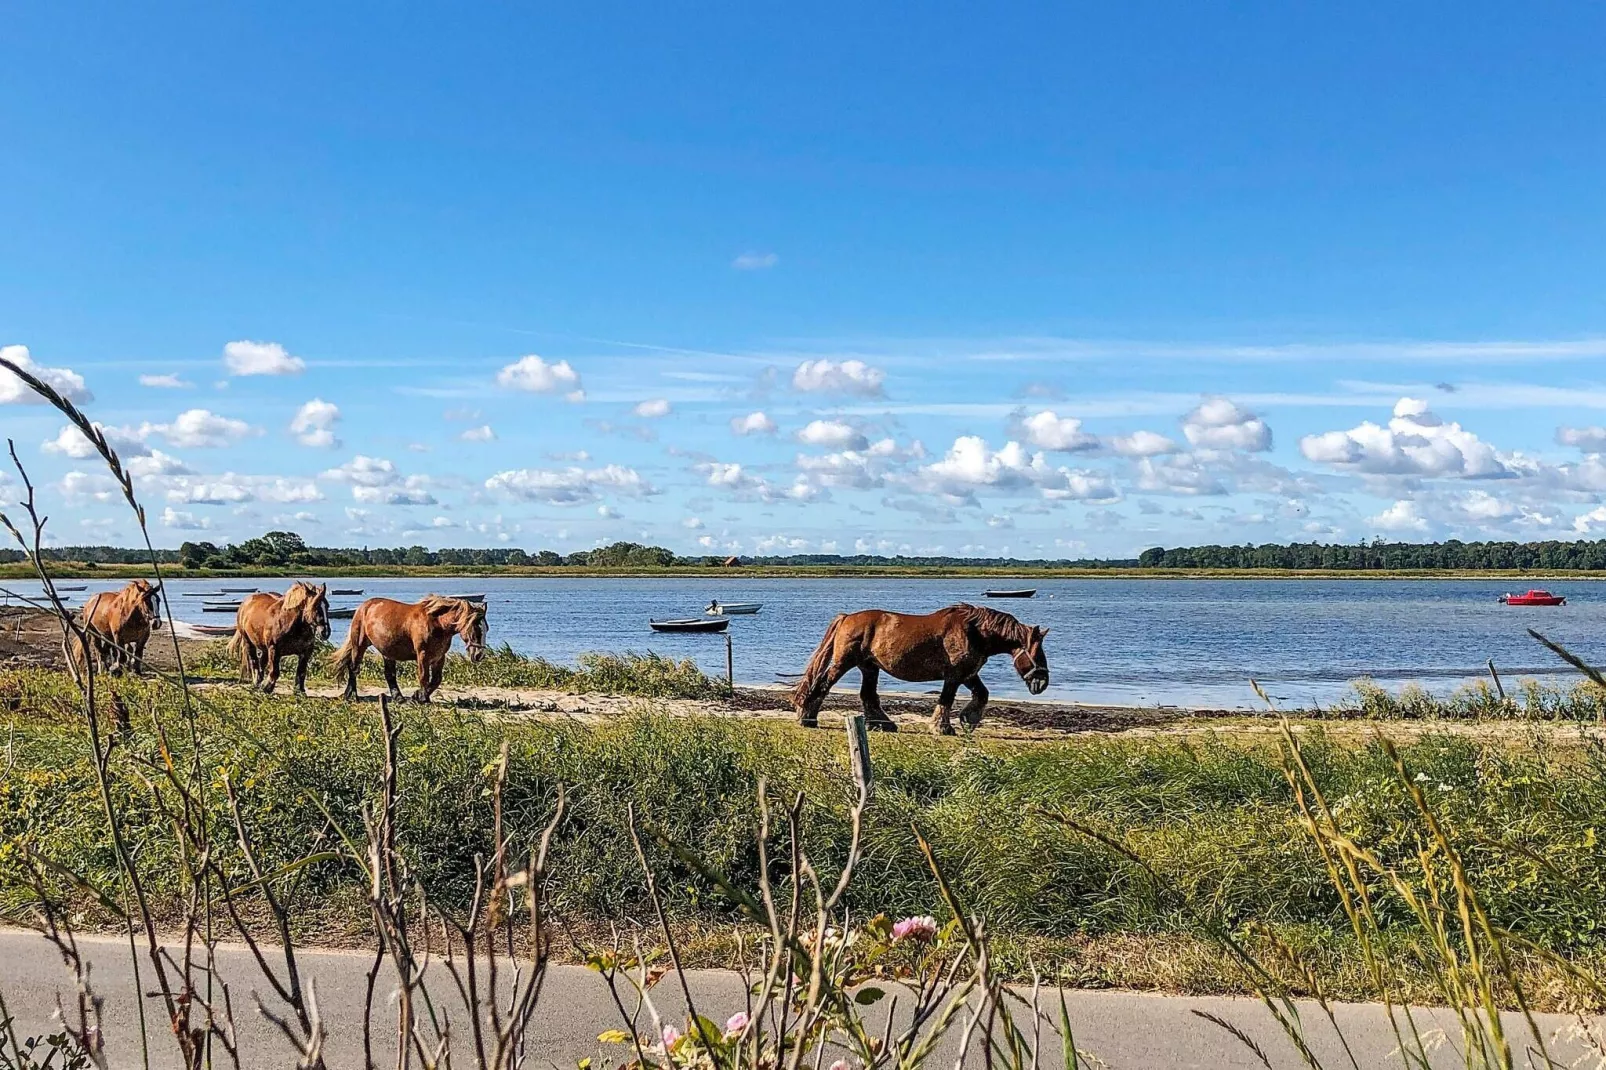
846,711,874,801
1487,658,1506,701
725,631,734,696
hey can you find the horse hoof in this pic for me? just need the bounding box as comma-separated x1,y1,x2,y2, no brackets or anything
867,719,898,732
797,717,818,729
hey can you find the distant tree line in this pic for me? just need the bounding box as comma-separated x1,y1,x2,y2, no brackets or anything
1137,538,1606,571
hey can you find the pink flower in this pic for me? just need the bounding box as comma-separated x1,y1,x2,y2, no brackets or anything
661,1025,682,1050
724,1011,750,1036
892,915,938,942
829,1061,852,1070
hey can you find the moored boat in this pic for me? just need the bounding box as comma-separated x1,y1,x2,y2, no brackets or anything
328,606,356,619
452,593,487,603
984,589,1037,598
202,601,243,612
705,600,762,616
650,617,730,633
218,587,259,593
331,588,363,596
1500,589,1566,606
191,623,237,637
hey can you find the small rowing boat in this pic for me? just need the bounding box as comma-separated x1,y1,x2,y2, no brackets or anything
191,623,237,637
1500,589,1566,606
331,588,363,596
328,607,356,619
56,585,87,592
705,600,762,616
453,594,487,603
182,592,227,598
218,587,259,593
650,617,730,634
984,589,1037,598
202,601,243,613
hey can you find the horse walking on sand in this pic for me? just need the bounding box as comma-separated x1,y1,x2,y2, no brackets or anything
332,596,488,703
230,582,331,694
792,603,1050,734
76,579,164,675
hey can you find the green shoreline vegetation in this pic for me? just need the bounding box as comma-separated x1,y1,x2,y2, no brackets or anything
12,528,1606,579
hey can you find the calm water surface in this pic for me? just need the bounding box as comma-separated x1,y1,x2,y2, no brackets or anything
10,577,1604,708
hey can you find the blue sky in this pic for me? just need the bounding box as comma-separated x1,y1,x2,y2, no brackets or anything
5,3,1606,557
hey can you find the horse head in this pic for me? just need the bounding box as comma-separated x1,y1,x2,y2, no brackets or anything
129,579,163,631
285,582,331,640
1011,624,1050,695
456,600,488,662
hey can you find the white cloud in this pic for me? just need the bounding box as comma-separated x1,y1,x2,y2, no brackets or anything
732,252,779,271
0,345,92,405
796,419,868,450
682,516,705,529
320,454,434,504
986,515,1014,529
1109,430,1180,457
223,340,305,376
1019,410,1099,452
42,422,151,460
322,455,402,488
731,411,777,436
353,485,437,506
1574,506,1606,535
145,408,260,449
1558,426,1606,451
912,436,1115,503
792,359,886,397
1456,490,1513,521
290,398,342,448
430,516,455,528
164,474,322,506
60,470,116,501
127,450,191,478
496,355,584,401
1135,455,1227,496
1181,397,1272,452
596,504,622,519
1043,470,1121,503
1299,398,1512,479
139,373,191,389
633,398,672,419
1370,499,1430,533
160,507,209,530
459,424,497,442
485,464,654,505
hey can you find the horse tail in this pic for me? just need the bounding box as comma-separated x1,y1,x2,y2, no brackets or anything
331,612,366,691
792,614,846,713
226,626,248,680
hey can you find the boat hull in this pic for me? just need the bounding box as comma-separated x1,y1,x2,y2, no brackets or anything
706,602,762,615
984,589,1037,598
650,618,730,633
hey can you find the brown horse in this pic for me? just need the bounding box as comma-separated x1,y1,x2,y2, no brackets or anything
792,603,1050,735
229,582,331,694
76,579,164,675
332,596,488,703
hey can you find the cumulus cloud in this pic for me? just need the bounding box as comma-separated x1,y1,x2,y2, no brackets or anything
160,508,209,530
1019,411,1098,452
1300,398,1512,479
42,422,151,460
290,398,342,448
139,373,192,389
164,475,322,506
1134,455,1227,495
596,504,622,519
60,470,116,501
792,359,885,397
732,252,778,271
485,464,654,505
1558,426,1606,452
145,408,259,449
796,419,868,451
700,461,824,503
1370,499,1430,533
1109,430,1180,457
633,398,672,419
731,411,777,436
914,436,1118,504
0,345,92,404
321,455,435,505
1574,506,1606,535
127,450,192,478
459,425,497,442
224,340,305,376
1181,397,1272,452
496,355,584,401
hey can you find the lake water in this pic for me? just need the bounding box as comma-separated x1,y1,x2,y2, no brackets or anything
7,576,1604,709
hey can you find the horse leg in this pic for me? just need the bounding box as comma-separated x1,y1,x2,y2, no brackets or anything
412,656,432,704
383,659,404,701
427,658,445,701
263,645,282,694
931,679,960,736
958,675,989,728
858,665,898,732
131,638,147,676
294,651,311,696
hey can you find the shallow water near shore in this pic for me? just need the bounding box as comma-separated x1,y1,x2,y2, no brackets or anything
7,576,1605,708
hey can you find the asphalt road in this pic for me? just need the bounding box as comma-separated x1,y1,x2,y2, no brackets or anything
0,928,1590,1068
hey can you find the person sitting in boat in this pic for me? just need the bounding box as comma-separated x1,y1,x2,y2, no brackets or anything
707,599,720,614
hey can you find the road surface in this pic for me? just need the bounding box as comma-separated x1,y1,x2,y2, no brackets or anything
0,928,1590,1068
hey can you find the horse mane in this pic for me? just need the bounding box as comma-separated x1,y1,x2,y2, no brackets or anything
952,603,1030,644
419,595,472,618
281,581,320,614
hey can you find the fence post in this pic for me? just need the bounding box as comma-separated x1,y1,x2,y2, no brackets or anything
846,711,874,801
725,631,734,696
1487,658,1506,701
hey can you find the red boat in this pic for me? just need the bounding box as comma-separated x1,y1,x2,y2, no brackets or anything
1499,589,1566,606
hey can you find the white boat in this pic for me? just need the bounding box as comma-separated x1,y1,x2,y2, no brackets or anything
705,600,762,616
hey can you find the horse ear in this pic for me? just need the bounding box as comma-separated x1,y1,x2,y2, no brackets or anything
1035,626,1049,638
